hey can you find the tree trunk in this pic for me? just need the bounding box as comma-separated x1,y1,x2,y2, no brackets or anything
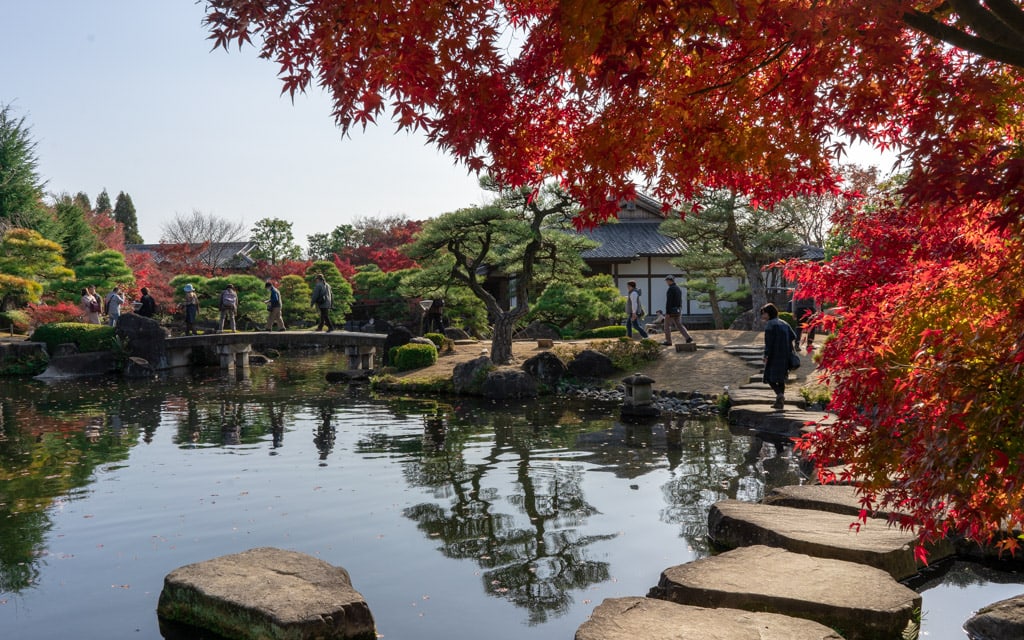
708,290,724,329
490,312,517,365
744,260,769,329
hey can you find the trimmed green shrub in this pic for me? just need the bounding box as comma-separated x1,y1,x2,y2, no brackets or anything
576,325,627,339
0,310,31,335
30,322,116,354
393,342,438,371
779,311,797,332
424,332,446,348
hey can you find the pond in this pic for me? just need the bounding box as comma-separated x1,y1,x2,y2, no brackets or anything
0,351,1020,639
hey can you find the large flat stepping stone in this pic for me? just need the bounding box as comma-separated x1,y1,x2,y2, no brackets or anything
765,484,900,520
654,546,921,640
727,407,833,436
575,595,842,640
157,547,376,640
708,500,953,580
726,388,802,407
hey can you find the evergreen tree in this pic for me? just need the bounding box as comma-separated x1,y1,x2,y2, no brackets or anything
114,191,142,244
73,191,92,213
0,103,48,231
250,217,301,264
52,194,99,266
94,189,112,216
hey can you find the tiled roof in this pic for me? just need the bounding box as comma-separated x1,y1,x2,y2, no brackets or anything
576,221,687,260
126,242,257,269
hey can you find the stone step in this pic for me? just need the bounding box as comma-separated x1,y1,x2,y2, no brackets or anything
575,596,843,640
726,388,802,407
653,545,921,640
727,407,833,436
707,499,954,580
764,484,900,520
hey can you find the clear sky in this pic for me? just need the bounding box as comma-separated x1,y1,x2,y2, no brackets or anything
2,1,488,246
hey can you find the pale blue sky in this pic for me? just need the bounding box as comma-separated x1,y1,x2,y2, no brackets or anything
2,0,486,245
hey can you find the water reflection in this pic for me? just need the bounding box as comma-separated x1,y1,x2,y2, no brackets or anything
4,354,1012,640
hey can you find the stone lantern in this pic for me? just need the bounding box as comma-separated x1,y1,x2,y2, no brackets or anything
620,372,660,421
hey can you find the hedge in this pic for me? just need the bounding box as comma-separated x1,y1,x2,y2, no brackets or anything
30,322,117,354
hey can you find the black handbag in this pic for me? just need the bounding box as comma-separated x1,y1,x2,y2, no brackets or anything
788,350,801,370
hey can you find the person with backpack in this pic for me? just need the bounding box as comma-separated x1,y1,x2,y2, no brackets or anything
105,286,125,327
218,284,238,332
625,280,648,339
309,274,335,332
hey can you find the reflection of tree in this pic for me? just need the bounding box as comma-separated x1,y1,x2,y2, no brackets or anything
391,404,614,625
659,416,801,554
313,403,335,461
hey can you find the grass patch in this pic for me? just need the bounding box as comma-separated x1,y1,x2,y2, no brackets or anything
552,337,662,372
371,373,454,394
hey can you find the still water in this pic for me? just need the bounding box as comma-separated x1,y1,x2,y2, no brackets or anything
0,351,1020,639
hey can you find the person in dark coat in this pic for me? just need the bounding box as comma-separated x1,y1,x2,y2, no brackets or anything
662,275,693,346
761,303,798,410
137,287,157,318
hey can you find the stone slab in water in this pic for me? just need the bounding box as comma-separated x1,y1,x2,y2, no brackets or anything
964,593,1024,640
728,406,834,436
157,547,375,640
708,499,953,580
575,596,843,640
654,545,921,640
765,484,901,520
726,388,802,407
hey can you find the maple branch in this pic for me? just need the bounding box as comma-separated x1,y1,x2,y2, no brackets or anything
947,0,1024,45
688,41,794,98
984,0,1024,38
902,8,1024,69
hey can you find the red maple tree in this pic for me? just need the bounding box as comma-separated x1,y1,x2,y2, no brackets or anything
205,1,1024,550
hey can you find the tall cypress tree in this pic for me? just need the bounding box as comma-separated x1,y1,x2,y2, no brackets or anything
114,191,142,244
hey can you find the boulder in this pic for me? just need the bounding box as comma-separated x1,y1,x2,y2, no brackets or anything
35,350,119,379
383,327,413,365
157,547,375,640
443,326,471,341
481,367,538,399
576,596,843,640
453,356,494,395
514,320,561,340
124,356,155,379
522,351,566,390
567,349,614,379
964,593,1024,640
117,313,169,368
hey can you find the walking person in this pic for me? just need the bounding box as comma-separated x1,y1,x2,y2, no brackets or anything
624,280,648,339
761,302,799,411
265,280,287,331
182,283,200,335
137,287,157,318
218,283,238,333
105,286,125,327
661,275,693,346
310,274,335,332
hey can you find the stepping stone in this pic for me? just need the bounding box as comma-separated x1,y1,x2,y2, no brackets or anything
157,547,375,640
575,596,842,640
727,407,831,436
726,388,801,407
707,500,954,580
765,484,900,520
654,545,921,640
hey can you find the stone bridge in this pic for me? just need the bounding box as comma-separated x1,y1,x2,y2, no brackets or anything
163,330,387,372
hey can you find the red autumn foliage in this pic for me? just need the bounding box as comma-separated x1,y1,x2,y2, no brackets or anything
256,259,313,283
205,1,1024,551
125,251,175,313
25,301,85,327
